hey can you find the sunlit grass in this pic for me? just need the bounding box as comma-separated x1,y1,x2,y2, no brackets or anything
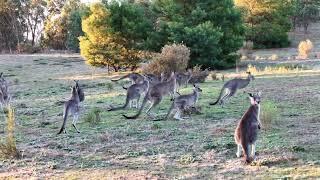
0,106,20,159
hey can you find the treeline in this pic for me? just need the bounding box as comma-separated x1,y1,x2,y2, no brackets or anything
0,0,319,69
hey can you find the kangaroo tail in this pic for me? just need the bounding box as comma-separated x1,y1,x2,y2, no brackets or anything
164,101,175,120
57,104,69,135
209,87,225,105
242,141,252,164
111,74,129,82
108,96,130,111
122,94,148,119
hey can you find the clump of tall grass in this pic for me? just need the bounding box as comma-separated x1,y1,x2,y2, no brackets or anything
298,39,313,59
0,106,20,159
179,154,195,165
261,100,278,129
84,107,102,126
246,64,306,76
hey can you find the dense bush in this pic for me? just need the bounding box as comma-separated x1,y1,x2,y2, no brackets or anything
142,43,190,75
149,0,245,69
79,2,153,71
235,0,292,49
298,39,313,59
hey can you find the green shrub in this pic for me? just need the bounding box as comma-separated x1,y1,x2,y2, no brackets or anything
142,43,190,76
84,107,102,126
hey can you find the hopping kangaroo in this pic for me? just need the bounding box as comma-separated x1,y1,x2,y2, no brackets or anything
111,72,144,84
123,72,177,119
165,84,202,120
57,85,81,134
209,72,254,106
234,92,262,164
108,79,149,111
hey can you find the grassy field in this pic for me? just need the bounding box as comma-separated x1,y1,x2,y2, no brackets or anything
0,55,319,179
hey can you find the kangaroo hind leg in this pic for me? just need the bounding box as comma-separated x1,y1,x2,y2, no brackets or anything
72,113,80,133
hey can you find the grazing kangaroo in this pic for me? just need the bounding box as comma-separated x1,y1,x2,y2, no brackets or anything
176,70,192,89
74,80,85,102
234,92,262,164
165,84,202,120
122,72,177,119
209,72,254,106
57,85,81,134
111,72,144,84
108,79,149,111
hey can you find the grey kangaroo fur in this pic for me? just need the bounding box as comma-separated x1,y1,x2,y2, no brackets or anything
122,72,177,119
108,79,149,111
176,69,192,89
57,81,84,134
0,72,10,107
234,92,262,164
165,84,202,120
209,72,254,106
74,80,85,102
111,72,144,84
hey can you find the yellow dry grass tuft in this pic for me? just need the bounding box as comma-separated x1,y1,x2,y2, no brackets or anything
0,106,20,159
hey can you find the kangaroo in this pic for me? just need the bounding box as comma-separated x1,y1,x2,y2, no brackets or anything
0,73,10,107
122,72,177,119
234,92,262,164
165,84,202,120
57,85,81,134
111,72,144,84
209,72,254,106
108,79,149,111
176,70,192,89
74,80,85,102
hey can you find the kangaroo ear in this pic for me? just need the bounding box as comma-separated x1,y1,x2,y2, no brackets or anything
0,72,3,78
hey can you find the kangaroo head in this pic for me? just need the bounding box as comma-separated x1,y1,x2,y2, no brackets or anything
246,71,255,81
248,91,261,105
193,84,202,93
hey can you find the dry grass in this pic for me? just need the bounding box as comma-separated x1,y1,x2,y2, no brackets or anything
0,55,319,178
0,106,20,159
260,100,278,129
298,39,314,59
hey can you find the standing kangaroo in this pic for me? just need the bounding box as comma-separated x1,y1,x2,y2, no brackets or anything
111,72,144,84
234,92,262,164
209,72,254,106
165,84,202,120
0,72,10,107
57,85,81,134
108,79,149,111
74,80,85,102
123,72,177,119
176,70,192,89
